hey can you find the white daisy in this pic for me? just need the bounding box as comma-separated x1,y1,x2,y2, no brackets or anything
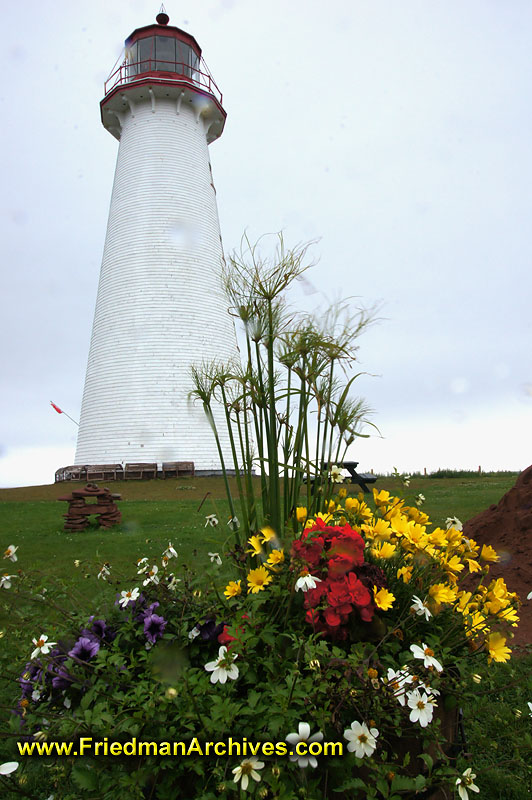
0,574,15,589
188,626,200,640
0,762,19,775
3,545,18,562
407,688,437,727
232,757,265,791
118,587,140,608
137,557,149,574
343,720,379,758
528,701,532,717
455,767,480,800
208,552,222,565
142,565,159,586
295,573,322,592
204,646,239,684
415,493,425,507
329,465,344,483
167,574,181,592
227,516,240,530
205,514,219,527
383,667,413,706
97,563,111,580
445,516,463,531
31,634,57,660
411,595,432,621
285,721,324,768
163,542,178,560
410,643,443,672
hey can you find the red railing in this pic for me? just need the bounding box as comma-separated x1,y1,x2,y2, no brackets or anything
104,58,223,105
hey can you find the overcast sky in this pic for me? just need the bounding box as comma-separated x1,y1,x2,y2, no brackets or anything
1,0,531,487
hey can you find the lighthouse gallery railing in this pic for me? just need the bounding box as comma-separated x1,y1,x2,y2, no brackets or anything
104,58,223,106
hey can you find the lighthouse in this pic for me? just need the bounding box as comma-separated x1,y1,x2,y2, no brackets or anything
74,11,238,475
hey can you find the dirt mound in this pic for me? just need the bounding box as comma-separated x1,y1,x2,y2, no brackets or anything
464,465,532,647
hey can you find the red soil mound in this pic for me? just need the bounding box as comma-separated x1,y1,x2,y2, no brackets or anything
463,465,532,647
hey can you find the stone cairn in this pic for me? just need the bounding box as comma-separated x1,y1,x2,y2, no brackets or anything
57,483,122,531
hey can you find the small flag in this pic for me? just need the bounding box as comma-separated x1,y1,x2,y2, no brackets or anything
50,401,63,414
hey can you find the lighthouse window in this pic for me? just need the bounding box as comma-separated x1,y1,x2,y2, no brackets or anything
138,37,155,72
176,42,200,78
155,36,176,71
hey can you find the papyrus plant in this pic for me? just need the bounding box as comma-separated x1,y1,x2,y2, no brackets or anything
190,234,377,546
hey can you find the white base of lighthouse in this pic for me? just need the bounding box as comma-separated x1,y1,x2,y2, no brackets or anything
75,95,238,470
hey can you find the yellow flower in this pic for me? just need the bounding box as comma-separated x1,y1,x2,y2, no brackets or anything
373,586,395,611
407,507,430,525
296,507,308,524
247,566,273,594
480,544,499,563
371,542,397,559
429,583,457,605
267,549,284,566
465,611,488,638
328,500,336,513
465,558,481,573
316,511,333,524
443,555,464,574
345,497,373,521
486,632,511,663
428,528,448,548
402,522,429,550
246,535,263,557
456,591,472,613
369,518,392,541
397,565,413,584
498,605,519,626
260,526,277,544
373,489,392,507
489,577,509,601
338,488,347,500
224,580,242,599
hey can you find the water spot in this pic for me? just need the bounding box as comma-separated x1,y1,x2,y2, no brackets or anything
450,377,469,394
168,219,201,249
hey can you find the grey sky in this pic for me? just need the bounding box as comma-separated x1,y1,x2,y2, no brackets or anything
1,0,530,487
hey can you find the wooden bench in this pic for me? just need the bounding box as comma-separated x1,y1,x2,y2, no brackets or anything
124,462,157,480
161,461,195,478
339,461,377,493
86,464,124,481
304,461,377,494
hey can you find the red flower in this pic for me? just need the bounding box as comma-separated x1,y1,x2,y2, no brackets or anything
323,606,343,627
291,535,324,569
303,581,328,609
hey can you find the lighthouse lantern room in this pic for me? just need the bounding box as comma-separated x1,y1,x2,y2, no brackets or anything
73,11,238,475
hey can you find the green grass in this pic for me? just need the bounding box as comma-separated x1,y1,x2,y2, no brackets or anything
1,473,530,798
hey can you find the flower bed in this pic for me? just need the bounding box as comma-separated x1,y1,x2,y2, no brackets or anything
4,488,520,799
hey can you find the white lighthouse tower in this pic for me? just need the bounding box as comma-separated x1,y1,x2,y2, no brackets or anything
74,10,238,475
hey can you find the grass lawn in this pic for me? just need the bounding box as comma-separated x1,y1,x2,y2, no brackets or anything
1,473,531,797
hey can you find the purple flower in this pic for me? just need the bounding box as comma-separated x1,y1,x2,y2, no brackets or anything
90,618,116,642
19,662,42,698
143,613,167,644
68,636,100,662
141,602,160,619
198,619,225,642
51,666,73,690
